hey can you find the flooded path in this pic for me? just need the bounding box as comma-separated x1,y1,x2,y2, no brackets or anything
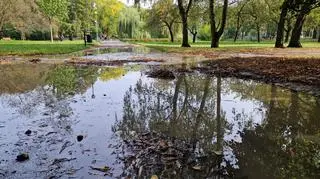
0,42,320,178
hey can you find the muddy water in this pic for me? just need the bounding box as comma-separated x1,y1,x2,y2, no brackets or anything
0,63,319,179
75,46,206,65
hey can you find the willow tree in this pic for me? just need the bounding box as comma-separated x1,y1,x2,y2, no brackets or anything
37,0,68,42
118,7,147,39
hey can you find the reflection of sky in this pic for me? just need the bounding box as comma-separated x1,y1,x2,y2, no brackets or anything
222,91,265,143
0,70,295,178
216,82,266,169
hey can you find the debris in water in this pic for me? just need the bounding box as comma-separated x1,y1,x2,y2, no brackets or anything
59,141,73,154
151,175,159,179
146,69,175,80
192,166,202,171
25,130,32,136
45,132,57,136
29,58,41,63
77,135,84,142
51,158,76,165
90,166,111,175
16,153,29,162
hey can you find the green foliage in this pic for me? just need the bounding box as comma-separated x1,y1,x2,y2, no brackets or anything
99,67,126,81
46,65,99,97
198,24,211,41
97,0,124,38
147,0,180,41
27,30,51,40
1,24,21,40
118,7,150,39
37,0,69,21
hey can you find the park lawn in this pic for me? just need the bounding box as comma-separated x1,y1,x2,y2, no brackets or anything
129,39,320,58
0,40,94,56
130,39,320,51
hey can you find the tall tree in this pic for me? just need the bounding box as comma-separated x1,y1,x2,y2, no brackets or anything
151,0,180,42
188,1,206,43
246,0,269,43
288,0,320,47
209,0,229,48
0,0,16,38
177,0,193,47
232,0,251,42
275,0,294,48
96,0,124,38
37,0,68,42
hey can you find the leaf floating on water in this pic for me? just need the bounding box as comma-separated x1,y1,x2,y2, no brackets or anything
213,150,223,156
90,166,111,173
192,165,202,171
151,175,158,179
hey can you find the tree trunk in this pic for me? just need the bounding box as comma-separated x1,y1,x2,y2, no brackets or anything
209,0,217,48
83,31,87,46
192,77,210,150
318,31,320,42
312,28,317,39
177,0,192,47
275,1,289,48
168,25,174,43
234,17,241,42
216,74,223,153
285,24,292,43
234,29,239,42
257,25,261,43
50,21,53,43
192,32,197,43
181,14,190,47
172,76,183,120
210,0,228,48
288,13,306,48
21,30,26,40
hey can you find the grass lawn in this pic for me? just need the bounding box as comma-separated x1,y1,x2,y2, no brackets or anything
129,39,320,52
0,40,95,56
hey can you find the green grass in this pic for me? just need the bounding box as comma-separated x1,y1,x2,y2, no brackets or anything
129,39,320,49
0,40,94,56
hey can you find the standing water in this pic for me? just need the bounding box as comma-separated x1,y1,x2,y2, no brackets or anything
0,57,319,178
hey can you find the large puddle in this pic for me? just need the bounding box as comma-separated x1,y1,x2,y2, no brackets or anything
0,63,320,178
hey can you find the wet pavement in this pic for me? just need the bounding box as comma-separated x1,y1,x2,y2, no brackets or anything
0,42,320,179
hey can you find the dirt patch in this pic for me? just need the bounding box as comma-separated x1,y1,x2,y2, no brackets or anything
0,57,17,64
146,69,176,80
155,47,320,59
191,57,320,95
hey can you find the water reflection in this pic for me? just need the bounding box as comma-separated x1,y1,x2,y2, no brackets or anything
113,74,320,178
0,64,319,178
0,64,130,178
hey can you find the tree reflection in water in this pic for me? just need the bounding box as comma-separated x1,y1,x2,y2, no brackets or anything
113,74,320,178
